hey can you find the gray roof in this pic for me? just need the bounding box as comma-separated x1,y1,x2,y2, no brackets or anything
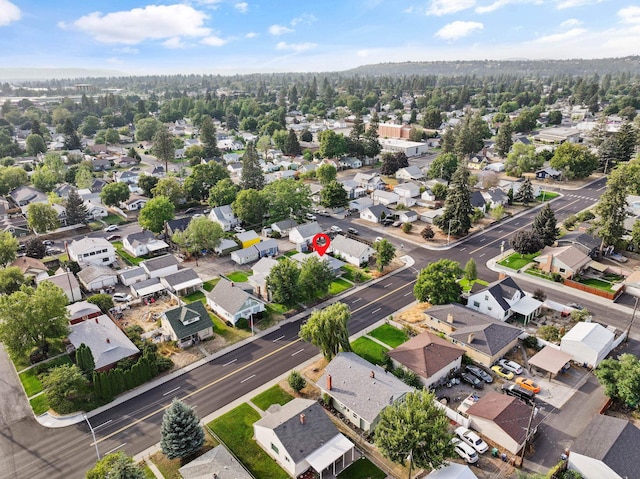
330,235,374,260
142,254,179,272
292,221,322,239
254,399,339,463
486,188,507,202
397,166,424,178
162,301,212,341
166,217,192,234
236,230,259,243
66,301,101,320
477,276,525,313
118,266,146,280
272,219,298,231
131,276,162,293
254,239,278,254
162,268,201,288
125,230,156,247
571,414,640,478
251,257,279,275
178,445,252,479
207,277,264,316
43,271,80,292
363,204,392,219
77,265,118,284
426,304,522,356
68,315,139,369
317,352,413,424
470,191,486,208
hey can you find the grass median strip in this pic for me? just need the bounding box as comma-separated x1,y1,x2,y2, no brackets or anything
251,385,293,411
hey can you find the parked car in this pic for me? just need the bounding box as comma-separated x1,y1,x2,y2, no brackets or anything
491,365,515,380
113,293,133,302
498,359,523,375
567,302,583,310
330,225,342,233
193,213,204,218
502,384,535,405
455,426,489,454
234,226,246,233
45,247,63,255
381,218,394,226
104,225,119,232
515,377,541,393
347,227,358,235
392,220,402,227
306,213,317,221
465,365,493,384
451,438,478,464
106,234,121,241
609,252,628,263
42,239,54,246
374,237,383,243
461,372,484,389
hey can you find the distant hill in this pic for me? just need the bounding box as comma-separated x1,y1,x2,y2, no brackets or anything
0,68,124,81
344,57,640,77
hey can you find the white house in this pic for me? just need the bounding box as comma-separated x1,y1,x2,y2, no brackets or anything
206,277,266,326
466,277,542,323
289,222,322,245
141,254,180,278
38,270,82,304
398,210,418,223
396,166,425,182
118,266,148,286
160,268,203,296
394,182,421,207
427,464,478,479
348,197,374,212
68,237,117,267
77,265,119,291
372,189,398,206
123,231,169,258
122,195,149,211
328,235,374,267
360,205,392,223
560,322,616,368
84,201,108,220
209,205,239,232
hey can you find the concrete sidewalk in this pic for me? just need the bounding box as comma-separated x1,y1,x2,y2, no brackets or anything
36,254,416,428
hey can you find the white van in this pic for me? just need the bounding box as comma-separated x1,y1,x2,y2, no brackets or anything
451,438,478,464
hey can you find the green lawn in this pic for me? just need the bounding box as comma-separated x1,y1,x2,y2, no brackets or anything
459,278,489,292
208,312,251,341
340,265,372,283
351,337,390,366
208,404,288,479
103,214,126,225
30,394,49,415
284,250,297,257
141,464,156,479
112,241,145,266
329,278,352,295
266,303,289,315
369,324,408,348
202,278,220,292
497,252,539,270
19,369,44,397
538,191,560,201
183,291,205,303
226,271,252,282
337,457,386,479
251,385,293,411
581,278,615,292
525,268,554,281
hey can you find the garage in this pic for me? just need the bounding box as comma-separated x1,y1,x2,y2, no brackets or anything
77,265,119,292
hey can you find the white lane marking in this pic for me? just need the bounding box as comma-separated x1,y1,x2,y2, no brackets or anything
352,298,362,304
241,374,256,383
273,335,285,342
479,253,486,257
163,387,180,396
95,420,112,429
291,349,305,356
384,283,393,288
404,291,412,297
223,358,237,367
372,307,381,314
460,247,466,251
105,444,126,455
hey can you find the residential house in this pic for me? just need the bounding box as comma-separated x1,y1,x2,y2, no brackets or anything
396,166,425,182
557,232,601,258
54,184,75,199
161,301,214,348
151,165,165,177
394,182,420,207
249,257,279,301
372,190,398,206
421,189,436,202
161,268,203,296
338,157,362,169
533,245,592,279
534,127,582,145
398,210,418,223
118,266,148,286
130,277,166,299
227,162,242,176
178,445,252,479
535,167,562,180
265,170,296,184
463,392,543,454
255,239,278,258
271,219,298,236
499,179,541,199
328,234,374,267
468,154,488,171
253,398,355,479
209,205,239,232
290,252,345,276
317,352,413,433
38,270,82,303
9,185,47,207
77,265,119,292
68,315,140,371
91,158,113,172
206,277,265,326
422,304,523,367
560,322,616,368
360,205,392,224
289,222,322,245
115,156,138,168
470,191,487,213
123,231,169,258
0,216,28,237
114,170,139,185
236,230,260,249
230,246,261,265
10,256,49,282
482,188,508,208
387,331,465,389
141,254,180,278
165,217,192,237
84,201,108,220
426,463,478,479
466,277,542,323
340,180,367,199
568,414,640,479
348,197,374,212
353,172,386,191
68,237,116,267
122,195,149,211
66,301,102,325
213,238,239,256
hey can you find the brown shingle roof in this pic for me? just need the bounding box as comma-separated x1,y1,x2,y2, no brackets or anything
387,331,464,379
10,256,48,273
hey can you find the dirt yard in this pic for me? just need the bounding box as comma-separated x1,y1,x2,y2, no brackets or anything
119,296,180,332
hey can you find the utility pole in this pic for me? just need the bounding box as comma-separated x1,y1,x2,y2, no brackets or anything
625,296,639,343
520,402,537,464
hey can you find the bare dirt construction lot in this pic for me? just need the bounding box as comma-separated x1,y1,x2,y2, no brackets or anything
119,295,179,332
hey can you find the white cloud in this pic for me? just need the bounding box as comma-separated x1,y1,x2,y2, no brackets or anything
71,4,211,45
560,18,582,28
245,32,258,38
276,41,317,52
269,24,293,35
427,0,475,16
475,0,514,13
533,27,586,43
115,46,139,54
435,20,483,40
291,13,317,26
234,2,248,13
403,6,415,13
201,35,226,46
618,5,640,24
0,0,21,27
555,0,603,9
163,37,187,49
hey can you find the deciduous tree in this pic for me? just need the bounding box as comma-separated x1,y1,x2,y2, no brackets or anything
427,153,458,181
550,143,599,179
299,302,351,361
232,188,267,227
0,267,26,295
373,238,396,272
171,217,223,264
320,180,349,209
413,259,462,304
160,399,205,460
464,258,477,282
26,133,46,156
87,293,114,314
27,202,59,233
318,130,348,159
86,451,145,479
595,354,640,407
100,182,130,207
287,370,307,394
263,178,312,223
25,237,46,259
380,152,409,176
139,196,175,233
510,230,544,256
316,164,337,185
298,256,335,301
183,161,229,201
208,178,238,207
137,174,159,198
152,177,184,207
42,363,89,413
266,258,301,305
0,230,18,266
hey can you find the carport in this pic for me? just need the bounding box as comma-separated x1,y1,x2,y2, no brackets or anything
528,346,573,380
510,296,543,324
305,433,354,479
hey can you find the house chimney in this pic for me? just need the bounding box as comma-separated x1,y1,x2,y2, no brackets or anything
299,413,305,425
106,338,111,343
498,271,506,280
446,313,454,324
370,370,375,379
95,317,99,324
467,333,474,344
327,374,332,391
231,282,234,287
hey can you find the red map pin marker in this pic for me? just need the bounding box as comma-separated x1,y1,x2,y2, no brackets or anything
312,233,331,257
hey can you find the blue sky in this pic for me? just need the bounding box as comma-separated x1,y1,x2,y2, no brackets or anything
1,0,639,75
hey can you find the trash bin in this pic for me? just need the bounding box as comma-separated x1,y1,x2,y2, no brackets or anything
491,448,499,457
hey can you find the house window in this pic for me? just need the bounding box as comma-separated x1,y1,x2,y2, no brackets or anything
488,307,492,311
271,443,279,454
484,295,488,300
559,268,566,273
473,301,480,307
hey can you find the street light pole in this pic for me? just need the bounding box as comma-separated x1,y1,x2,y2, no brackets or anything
447,219,452,246
625,296,639,343
84,414,100,461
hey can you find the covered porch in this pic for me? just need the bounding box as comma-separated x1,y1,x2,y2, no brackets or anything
510,295,543,325
301,433,357,479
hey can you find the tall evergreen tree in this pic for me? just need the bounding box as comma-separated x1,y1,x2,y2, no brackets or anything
532,203,559,246
283,129,302,156
363,111,381,159
594,167,629,257
75,343,95,376
348,113,365,158
434,164,472,237
240,142,264,190
440,126,455,154
152,127,175,174
62,118,81,150
160,399,205,460
199,116,220,158
495,118,514,157
514,177,535,205
65,188,88,225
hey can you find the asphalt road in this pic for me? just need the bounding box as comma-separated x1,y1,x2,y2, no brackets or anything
5,175,637,479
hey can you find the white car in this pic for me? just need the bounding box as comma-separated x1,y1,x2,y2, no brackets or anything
113,293,133,302
104,225,119,232
234,226,246,234
374,237,383,243
305,213,317,221
330,225,342,233
498,358,523,375
451,438,478,464
455,426,489,454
